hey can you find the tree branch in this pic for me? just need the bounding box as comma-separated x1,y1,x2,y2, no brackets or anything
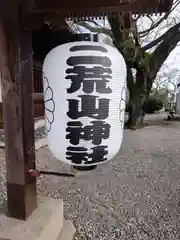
139,0,180,37
142,21,180,51
149,24,180,79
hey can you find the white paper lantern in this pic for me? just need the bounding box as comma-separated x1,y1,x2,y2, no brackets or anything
43,41,127,166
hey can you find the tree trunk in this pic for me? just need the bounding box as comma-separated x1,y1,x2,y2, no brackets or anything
127,93,146,129
126,70,151,129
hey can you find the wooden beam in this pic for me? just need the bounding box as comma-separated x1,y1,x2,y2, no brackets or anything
33,0,124,10
0,3,37,220
29,0,172,15
25,0,173,28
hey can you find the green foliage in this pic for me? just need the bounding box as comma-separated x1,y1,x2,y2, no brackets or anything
145,87,168,113
145,98,163,113
150,87,169,102
125,88,165,114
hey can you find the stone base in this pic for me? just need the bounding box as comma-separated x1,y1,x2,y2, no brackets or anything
59,220,76,240
0,197,76,240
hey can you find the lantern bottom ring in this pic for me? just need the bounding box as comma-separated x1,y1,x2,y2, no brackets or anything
73,165,98,171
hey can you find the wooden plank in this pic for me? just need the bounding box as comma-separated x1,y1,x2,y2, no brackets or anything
33,0,123,9
26,0,173,28
29,0,172,15
0,3,37,220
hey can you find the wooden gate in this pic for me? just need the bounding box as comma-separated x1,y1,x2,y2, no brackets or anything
0,66,45,128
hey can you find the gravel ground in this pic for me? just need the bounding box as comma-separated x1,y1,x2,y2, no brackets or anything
1,113,180,239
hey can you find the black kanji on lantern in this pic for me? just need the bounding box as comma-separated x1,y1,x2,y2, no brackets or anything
67,56,111,67
66,66,112,94
66,146,88,164
66,49,112,95
69,45,108,53
87,145,108,164
66,145,108,165
65,43,113,165
67,95,110,120
66,120,110,145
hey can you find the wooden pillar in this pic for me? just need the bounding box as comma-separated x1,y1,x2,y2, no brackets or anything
0,4,37,220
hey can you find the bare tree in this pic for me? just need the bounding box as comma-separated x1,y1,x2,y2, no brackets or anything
69,0,180,128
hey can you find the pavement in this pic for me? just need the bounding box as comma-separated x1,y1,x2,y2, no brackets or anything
1,112,180,239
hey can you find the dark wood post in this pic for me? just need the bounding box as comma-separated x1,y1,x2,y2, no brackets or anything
0,3,37,220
